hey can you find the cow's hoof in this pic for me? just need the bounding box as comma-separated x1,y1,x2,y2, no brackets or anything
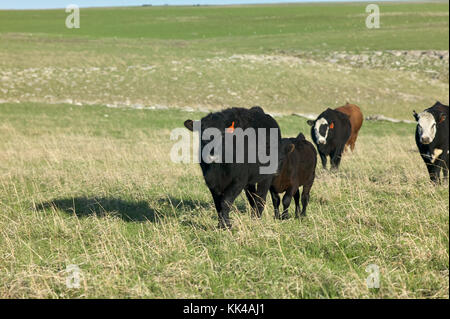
251,212,261,219
281,213,290,220
218,222,232,229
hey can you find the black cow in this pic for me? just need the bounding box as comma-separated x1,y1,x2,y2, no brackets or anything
413,101,449,183
270,133,317,219
307,108,351,170
184,106,293,228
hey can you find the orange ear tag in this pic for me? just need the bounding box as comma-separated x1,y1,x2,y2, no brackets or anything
329,122,334,129
226,121,235,133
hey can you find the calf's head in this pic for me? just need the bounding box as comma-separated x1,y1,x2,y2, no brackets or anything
307,117,334,145
279,138,295,158
413,110,446,145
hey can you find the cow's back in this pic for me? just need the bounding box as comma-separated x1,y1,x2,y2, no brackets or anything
335,103,363,132
272,137,316,193
335,103,363,151
430,103,449,149
225,106,281,160
429,102,449,119
293,139,317,184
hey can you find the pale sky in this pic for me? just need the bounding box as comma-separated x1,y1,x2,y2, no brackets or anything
0,0,383,10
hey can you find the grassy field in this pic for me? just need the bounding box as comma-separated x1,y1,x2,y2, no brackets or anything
0,2,448,118
0,1,448,298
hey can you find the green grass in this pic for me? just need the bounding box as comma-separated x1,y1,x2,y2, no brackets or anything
0,2,448,119
0,2,448,50
0,1,448,298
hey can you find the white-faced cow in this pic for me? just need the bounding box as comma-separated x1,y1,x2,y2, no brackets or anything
307,108,351,170
413,101,449,183
184,106,293,228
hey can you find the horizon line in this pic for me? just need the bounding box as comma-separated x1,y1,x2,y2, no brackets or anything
0,0,426,11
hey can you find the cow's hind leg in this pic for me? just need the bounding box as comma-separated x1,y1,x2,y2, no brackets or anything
270,186,281,219
281,187,296,220
293,189,300,218
350,135,358,152
300,183,313,217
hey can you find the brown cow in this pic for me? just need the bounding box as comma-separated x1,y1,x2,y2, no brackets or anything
335,103,363,152
270,133,317,219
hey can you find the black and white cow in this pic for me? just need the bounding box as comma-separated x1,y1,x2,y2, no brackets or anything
307,108,351,170
413,101,449,183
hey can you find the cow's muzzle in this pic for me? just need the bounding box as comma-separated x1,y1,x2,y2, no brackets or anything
420,136,432,144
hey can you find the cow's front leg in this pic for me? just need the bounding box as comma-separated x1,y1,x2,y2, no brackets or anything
441,153,449,183
254,179,271,218
209,189,223,223
443,160,449,183
426,163,441,184
330,147,344,171
244,184,257,213
218,181,246,229
319,151,327,170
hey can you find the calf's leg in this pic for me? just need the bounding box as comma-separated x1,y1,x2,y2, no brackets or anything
281,187,296,220
293,189,300,218
270,186,281,219
300,183,312,217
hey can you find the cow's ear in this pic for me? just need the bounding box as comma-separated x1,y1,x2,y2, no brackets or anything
250,106,264,113
329,122,335,129
413,110,419,121
184,120,194,131
284,143,295,155
306,120,314,126
226,121,235,133
439,113,446,123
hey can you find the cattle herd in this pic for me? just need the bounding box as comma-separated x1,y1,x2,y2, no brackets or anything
184,101,449,229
